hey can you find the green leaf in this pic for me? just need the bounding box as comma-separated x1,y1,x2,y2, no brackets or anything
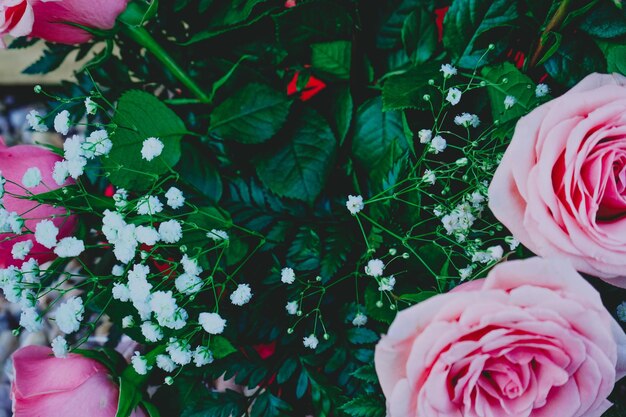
210,336,237,360
402,7,438,64
177,142,223,203
210,83,292,144
377,0,431,49
544,35,607,87
319,229,352,281
287,227,321,271
141,401,161,417
276,357,299,384
330,86,353,146
481,62,538,125
273,1,352,50
347,328,380,345
443,0,518,68
250,391,293,417
255,108,337,203
296,370,309,399
339,396,386,417
23,45,73,74
104,90,185,191
580,1,626,39
181,390,246,417
399,290,438,303
604,43,626,75
382,63,440,111
350,364,379,384
312,40,352,79
116,376,143,417
352,97,408,185
364,281,396,324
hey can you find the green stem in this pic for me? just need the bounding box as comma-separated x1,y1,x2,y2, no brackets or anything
121,24,210,103
528,0,572,68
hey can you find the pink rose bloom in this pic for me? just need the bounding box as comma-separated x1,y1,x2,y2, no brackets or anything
489,73,626,288
0,0,128,46
12,345,146,417
375,258,626,417
0,138,76,267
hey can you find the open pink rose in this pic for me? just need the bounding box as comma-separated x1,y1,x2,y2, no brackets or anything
375,258,626,417
1,0,128,46
489,73,626,287
12,345,146,417
0,137,76,267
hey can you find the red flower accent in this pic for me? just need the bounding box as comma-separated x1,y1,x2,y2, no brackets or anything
287,71,327,101
434,7,449,42
104,184,115,197
252,341,277,360
285,0,296,7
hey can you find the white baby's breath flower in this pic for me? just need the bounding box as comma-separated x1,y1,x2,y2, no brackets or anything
505,236,520,250
52,161,70,186
303,334,319,349
181,254,203,276
504,95,517,109
112,264,125,277
459,265,473,280
429,135,447,154
166,339,192,365
136,195,163,216
141,137,164,161
285,301,298,315
193,346,214,367
346,195,364,215
159,220,183,243
26,110,48,132
165,187,185,209
422,170,436,185
230,283,252,306
199,312,226,334
54,237,85,258
84,130,112,158
135,226,160,246
141,321,164,342
207,229,229,241
131,352,150,375
122,315,134,328
156,354,177,372
20,307,42,333
281,267,296,284
617,302,626,322
84,97,97,115
446,88,462,105
365,259,384,277
55,296,84,334
440,63,457,78
352,312,368,327
12,240,33,261
418,129,432,144
454,113,480,128
35,219,59,249
535,83,549,97
51,336,69,358
175,273,202,295
378,276,396,292
22,167,42,188
54,110,71,135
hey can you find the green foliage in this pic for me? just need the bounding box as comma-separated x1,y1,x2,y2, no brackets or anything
210,336,238,359
481,62,538,125
312,41,352,79
23,44,74,74
382,62,440,111
402,6,438,64
443,0,518,68
544,35,607,87
209,83,293,144
255,108,337,203
340,396,386,417
104,90,185,191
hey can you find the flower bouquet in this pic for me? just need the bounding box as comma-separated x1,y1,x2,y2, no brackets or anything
0,0,625,416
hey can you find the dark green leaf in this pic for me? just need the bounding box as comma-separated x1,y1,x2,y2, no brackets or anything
382,62,440,111
604,43,626,75
347,328,380,345
116,376,143,417
312,41,352,79
330,86,353,146
402,7,437,64
377,0,432,49
340,396,386,417
23,45,73,74
255,108,336,203
141,401,161,417
350,365,379,384
481,62,538,125
287,227,321,271
250,391,293,417
296,370,309,399
276,357,299,384
319,229,352,281
399,290,438,303
544,35,607,87
177,142,223,203
181,390,246,417
210,83,292,144
210,336,237,359
103,90,185,191
443,0,518,68
580,1,626,39
364,282,396,324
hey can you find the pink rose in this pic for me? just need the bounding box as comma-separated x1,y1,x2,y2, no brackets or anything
1,0,128,46
375,258,626,417
0,138,76,267
12,345,146,417
489,73,626,287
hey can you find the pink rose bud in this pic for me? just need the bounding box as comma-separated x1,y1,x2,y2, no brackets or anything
0,137,76,267
1,0,129,46
12,345,147,417
489,73,626,288
375,258,626,417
